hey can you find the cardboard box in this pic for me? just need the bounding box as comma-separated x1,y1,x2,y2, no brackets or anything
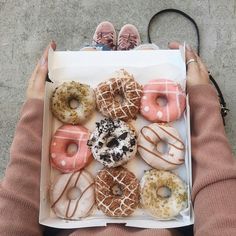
39,48,194,229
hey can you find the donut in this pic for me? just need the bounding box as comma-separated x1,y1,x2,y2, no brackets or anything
95,167,140,217
138,123,185,170
87,118,137,167
50,124,92,173
140,79,186,122
51,170,95,220
95,69,142,121
51,81,95,124
140,169,188,219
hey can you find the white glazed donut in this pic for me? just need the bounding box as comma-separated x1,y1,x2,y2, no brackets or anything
140,169,188,219
51,170,95,220
138,123,185,170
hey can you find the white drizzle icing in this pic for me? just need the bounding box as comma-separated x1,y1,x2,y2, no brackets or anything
95,69,142,121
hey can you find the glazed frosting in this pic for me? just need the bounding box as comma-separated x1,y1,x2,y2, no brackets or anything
140,79,186,122
138,123,185,170
50,124,92,173
51,170,95,220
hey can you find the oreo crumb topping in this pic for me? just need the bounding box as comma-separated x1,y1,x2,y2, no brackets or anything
88,118,137,167
107,138,119,148
130,139,136,146
112,154,122,162
87,140,92,147
98,141,103,147
100,154,112,163
118,132,128,140
122,146,129,152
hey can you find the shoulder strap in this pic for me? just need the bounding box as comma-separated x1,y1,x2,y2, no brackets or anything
148,9,200,54
147,8,229,125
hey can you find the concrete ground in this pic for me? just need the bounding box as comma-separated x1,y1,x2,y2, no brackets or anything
0,0,236,178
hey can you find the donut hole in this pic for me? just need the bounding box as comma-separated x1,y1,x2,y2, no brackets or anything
111,184,123,196
156,140,169,154
157,186,172,198
156,96,168,107
69,98,80,109
66,143,78,156
67,187,81,200
114,93,124,104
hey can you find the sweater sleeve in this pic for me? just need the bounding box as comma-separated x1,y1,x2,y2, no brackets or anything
0,99,44,236
188,84,236,236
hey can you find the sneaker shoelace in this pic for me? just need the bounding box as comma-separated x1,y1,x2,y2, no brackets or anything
118,34,138,50
93,31,116,50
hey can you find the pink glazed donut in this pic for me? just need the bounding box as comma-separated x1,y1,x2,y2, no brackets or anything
50,124,92,173
140,79,186,123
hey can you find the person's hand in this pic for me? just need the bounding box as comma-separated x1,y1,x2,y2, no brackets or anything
26,41,56,100
168,41,209,89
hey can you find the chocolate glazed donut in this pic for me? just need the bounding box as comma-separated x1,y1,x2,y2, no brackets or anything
95,167,140,217
95,69,142,121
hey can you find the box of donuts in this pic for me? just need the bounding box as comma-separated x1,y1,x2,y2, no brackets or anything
39,47,194,229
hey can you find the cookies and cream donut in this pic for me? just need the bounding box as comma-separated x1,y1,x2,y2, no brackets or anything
87,118,137,167
138,123,185,170
140,79,186,122
51,81,95,124
51,170,95,220
95,69,142,121
95,167,140,217
50,124,92,173
140,169,188,219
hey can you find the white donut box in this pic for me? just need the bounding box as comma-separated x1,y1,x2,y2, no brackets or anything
39,46,194,229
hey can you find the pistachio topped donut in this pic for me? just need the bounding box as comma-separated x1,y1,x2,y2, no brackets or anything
51,81,95,124
140,169,188,219
95,69,142,121
87,118,137,167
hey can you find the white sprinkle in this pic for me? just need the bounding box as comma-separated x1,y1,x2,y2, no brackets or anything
51,153,56,158
142,96,147,100
53,142,56,146
61,160,66,166
144,106,150,112
157,111,163,118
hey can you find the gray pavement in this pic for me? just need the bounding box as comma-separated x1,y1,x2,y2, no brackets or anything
0,0,236,178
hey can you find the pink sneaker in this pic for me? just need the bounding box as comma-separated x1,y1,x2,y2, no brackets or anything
117,24,141,50
92,21,116,50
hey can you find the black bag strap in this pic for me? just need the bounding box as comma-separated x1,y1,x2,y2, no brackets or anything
147,8,229,125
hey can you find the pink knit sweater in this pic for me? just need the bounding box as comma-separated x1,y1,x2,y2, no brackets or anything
0,84,236,236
